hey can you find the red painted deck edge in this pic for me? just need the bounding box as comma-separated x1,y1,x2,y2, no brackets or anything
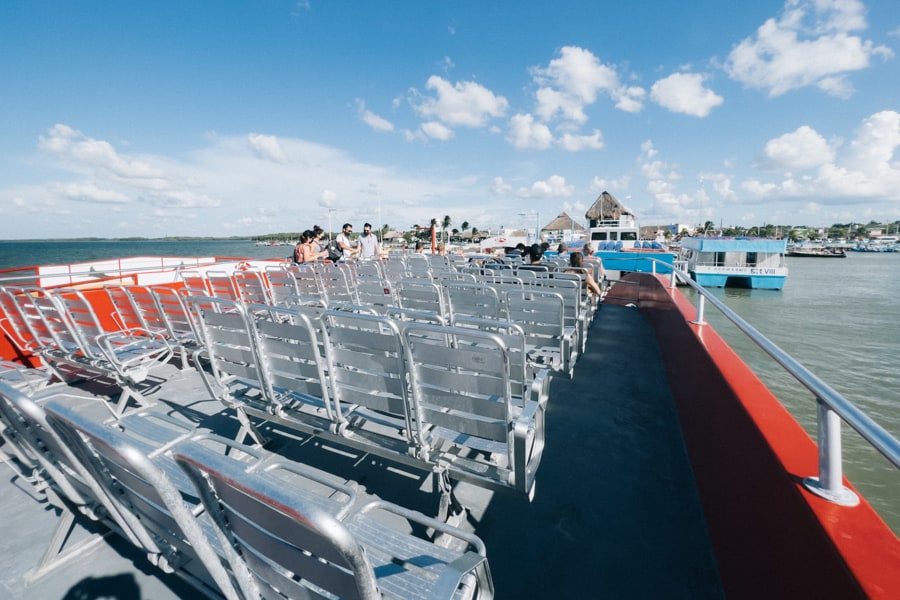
610,273,900,599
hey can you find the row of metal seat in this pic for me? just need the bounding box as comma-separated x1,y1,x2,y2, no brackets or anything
0,286,173,414
188,296,549,503
0,382,494,598
183,265,593,377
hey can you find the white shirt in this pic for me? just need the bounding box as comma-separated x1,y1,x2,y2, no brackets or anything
357,232,379,259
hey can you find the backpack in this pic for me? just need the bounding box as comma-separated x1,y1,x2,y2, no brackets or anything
326,239,344,262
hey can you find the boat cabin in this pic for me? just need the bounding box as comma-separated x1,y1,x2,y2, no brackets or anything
679,236,788,289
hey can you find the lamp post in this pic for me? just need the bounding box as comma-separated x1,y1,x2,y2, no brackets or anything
326,208,337,241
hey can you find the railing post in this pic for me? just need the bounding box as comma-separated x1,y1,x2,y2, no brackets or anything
691,294,706,325
802,398,859,506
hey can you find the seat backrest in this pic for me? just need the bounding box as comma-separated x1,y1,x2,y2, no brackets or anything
264,266,300,306
504,288,566,343
444,281,501,322
0,382,95,507
188,296,261,396
0,286,45,352
397,278,446,319
106,286,145,331
402,323,514,457
205,271,239,301
178,270,210,296
25,287,84,357
450,315,530,404
247,304,334,421
316,264,357,306
354,276,396,312
42,398,247,600
321,310,413,439
53,289,108,359
232,270,271,306
175,441,379,600
150,286,198,344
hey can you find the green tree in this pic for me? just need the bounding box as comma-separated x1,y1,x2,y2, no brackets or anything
441,215,451,244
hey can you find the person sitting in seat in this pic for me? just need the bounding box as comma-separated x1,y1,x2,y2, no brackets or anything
567,251,603,297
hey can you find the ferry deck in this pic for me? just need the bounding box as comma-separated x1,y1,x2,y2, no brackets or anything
1,301,724,598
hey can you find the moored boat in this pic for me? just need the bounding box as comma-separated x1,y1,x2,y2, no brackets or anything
787,245,847,258
679,236,789,289
1,253,898,598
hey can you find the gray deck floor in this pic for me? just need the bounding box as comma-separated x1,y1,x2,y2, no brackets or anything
0,304,723,599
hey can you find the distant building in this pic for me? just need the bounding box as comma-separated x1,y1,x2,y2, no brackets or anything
542,212,586,241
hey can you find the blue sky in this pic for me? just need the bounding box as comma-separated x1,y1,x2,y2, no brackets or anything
1,0,899,239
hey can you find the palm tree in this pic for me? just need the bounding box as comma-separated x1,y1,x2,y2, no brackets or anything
441,215,451,245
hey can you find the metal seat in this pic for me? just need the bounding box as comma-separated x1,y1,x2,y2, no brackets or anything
175,440,494,600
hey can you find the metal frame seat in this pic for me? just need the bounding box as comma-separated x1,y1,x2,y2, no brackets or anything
175,440,494,600
504,289,577,378
402,322,547,499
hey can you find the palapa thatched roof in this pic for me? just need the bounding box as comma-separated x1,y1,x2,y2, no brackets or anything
543,212,585,232
585,191,632,221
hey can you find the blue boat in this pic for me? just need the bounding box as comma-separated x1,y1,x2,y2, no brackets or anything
678,236,789,289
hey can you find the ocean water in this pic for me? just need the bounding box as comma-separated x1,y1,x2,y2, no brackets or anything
2,240,898,533
0,239,291,271
683,252,900,534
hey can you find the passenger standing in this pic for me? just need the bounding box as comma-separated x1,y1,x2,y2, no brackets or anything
335,223,358,260
299,230,327,263
357,222,381,260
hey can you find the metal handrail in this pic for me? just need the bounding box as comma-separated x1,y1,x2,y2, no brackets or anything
639,256,900,505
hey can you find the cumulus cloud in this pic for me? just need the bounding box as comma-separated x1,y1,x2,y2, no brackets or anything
412,76,508,128
531,46,645,121
760,125,835,170
742,110,900,200
40,123,164,181
725,0,892,97
559,130,604,152
507,113,553,150
421,121,454,141
516,175,574,198
491,176,513,195
356,99,394,132
650,73,723,117
248,133,287,163
52,182,130,204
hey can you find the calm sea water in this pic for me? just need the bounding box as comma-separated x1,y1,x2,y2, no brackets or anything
684,252,900,535
0,239,291,271
2,240,899,532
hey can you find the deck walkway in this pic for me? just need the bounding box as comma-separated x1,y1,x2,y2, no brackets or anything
0,304,723,598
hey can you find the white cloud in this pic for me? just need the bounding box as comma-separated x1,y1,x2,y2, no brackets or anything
516,175,574,198
248,133,287,163
507,113,553,150
356,99,394,132
491,176,513,195
650,73,723,117
40,123,164,181
421,121,454,141
725,0,892,97
743,110,900,200
53,182,130,203
531,46,645,122
559,130,604,152
760,125,835,170
413,76,508,128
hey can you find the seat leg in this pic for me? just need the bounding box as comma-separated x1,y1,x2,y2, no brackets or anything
25,508,111,583
435,469,466,528
234,408,269,447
